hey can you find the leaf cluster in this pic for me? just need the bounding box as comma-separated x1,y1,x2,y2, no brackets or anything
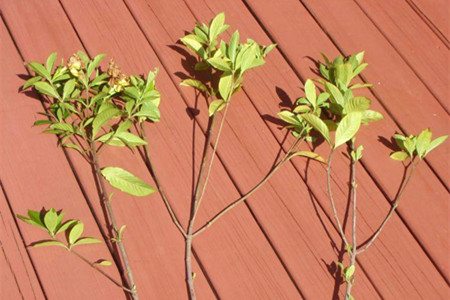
24,51,156,197
390,129,448,162
180,12,276,116
17,208,105,252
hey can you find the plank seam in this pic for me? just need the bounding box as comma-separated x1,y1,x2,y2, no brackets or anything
404,0,450,48
241,0,449,285
352,0,449,114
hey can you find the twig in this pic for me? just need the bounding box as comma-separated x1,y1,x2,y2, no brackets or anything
138,123,187,238
193,135,303,237
356,161,417,254
90,140,139,300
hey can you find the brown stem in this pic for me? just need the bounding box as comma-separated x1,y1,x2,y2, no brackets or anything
193,136,303,237
356,161,417,254
344,142,358,300
69,248,134,293
138,123,187,238
89,139,139,300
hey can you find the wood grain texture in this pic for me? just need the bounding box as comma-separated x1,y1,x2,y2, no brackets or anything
354,0,449,112
0,18,125,300
407,0,450,44
244,0,449,284
1,0,448,299
0,187,45,300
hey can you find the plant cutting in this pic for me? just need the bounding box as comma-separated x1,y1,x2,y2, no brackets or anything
130,13,326,300
19,52,159,300
280,51,447,300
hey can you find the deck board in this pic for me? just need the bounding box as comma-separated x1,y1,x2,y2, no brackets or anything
1,0,449,299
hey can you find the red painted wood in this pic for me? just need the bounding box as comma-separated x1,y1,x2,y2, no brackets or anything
355,0,449,112
408,0,450,42
0,190,45,300
0,19,125,300
127,0,449,298
121,0,381,299
244,0,449,283
0,0,217,299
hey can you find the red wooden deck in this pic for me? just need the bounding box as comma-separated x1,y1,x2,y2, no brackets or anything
0,0,449,299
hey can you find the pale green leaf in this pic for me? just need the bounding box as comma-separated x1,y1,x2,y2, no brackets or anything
28,62,51,81
180,79,207,92
69,223,84,245
218,71,233,101
56,219,78,235
72,237,102,246
23,76,43,90
34,82,60,99
290,151,326,163
301,113,331,145
415,128,432,158
325,82,344,106
44,209,58,234
425,135,448,156
228,30,240,62
32,240,67,249
115,132,148,147
207,57,231,72
134,102,160,122
209,99,226,116
343,97,371,114
361,110,383,124
96,260,112,266
304,79,316,107
92,108,119,137
63,79,76,100
335,112,362,148
209,12,226,41
101,167,156,197
45,52,57,73
390,151,409,161
278,111,302,126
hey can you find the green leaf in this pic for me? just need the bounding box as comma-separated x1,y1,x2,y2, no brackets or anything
44,209,58,234
345,265,355,280
115,132,148,147
45,52,57,73
69,222,84,245
123,87,140,100
62,79,76,100
17,214,45,229
278,111,302,126
56,219,78,235
33,119,52,126
353,63,368,77
239,43,259,73
293,105,311,114
72,237,102,246
28,62,51,81
31,240,67,249
325,82,344,106
228,30,240,62
343,97,371,114
101,167,156,197
403,138,415,157
290,151,326,163
87,53,106,78
180,79,207,92
207,57,231,72
50,123,74,133
335,112,362,148
425,135,448,156
209,99,226,116
415,128,432,158
355,51,365,65
63,143,83,153
96,260,112,266
34,82,60,99
209,12,226,41
301,113,331,145
350,83,372,90
92,108,119,137
218,71,233,101
304,79,316,107
361,110,383,124
180,35,206,59
390,151,409,161
134,102,160,122
23,76,43,90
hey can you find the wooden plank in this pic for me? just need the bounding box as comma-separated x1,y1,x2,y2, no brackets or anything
121,1,382,299
0,0,217,299
128,0,449,298
244,0,450,282
0,19,125,300
56,0,306,298
354,0,449,112
300,0,449,188
0,187,45,300
407,0,450,44
187,0,449,297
